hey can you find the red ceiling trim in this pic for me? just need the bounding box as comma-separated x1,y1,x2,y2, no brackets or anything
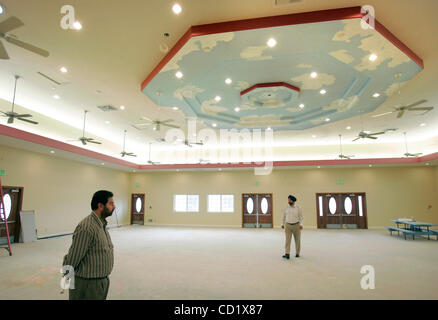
240,82,300,96
1,125,436,170
141,6,423,91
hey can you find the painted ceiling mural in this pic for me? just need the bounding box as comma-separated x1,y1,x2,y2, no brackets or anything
142,18,422,131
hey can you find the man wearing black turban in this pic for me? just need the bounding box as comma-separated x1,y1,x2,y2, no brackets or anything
281,195,304,260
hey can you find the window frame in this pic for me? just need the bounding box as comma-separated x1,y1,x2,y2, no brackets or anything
173,194,200,213
207,194,235,213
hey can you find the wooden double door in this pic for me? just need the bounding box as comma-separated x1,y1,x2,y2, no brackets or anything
316,193,367,229
242,193,273,228
131,194,145,225
1,186,23,244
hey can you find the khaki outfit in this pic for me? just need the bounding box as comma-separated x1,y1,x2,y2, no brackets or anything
282,204,304,255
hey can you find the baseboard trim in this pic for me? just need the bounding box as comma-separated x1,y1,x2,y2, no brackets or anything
37,224,128,240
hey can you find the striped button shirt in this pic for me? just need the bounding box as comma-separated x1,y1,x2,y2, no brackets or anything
63,212,114,278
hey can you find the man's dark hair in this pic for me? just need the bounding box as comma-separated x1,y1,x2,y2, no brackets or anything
288,195,297,202
91,190,114,210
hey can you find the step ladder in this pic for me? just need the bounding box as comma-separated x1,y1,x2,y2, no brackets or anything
0,176,12,256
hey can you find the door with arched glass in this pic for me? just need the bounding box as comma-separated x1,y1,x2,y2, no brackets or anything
242,193,273,228
131,194,145,225
316,193,367,229
0,186,23,244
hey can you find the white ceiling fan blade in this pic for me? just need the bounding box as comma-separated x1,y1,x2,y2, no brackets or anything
0,16,24,33
352,137,360,142
159,119,175,123
372,111,393,118
0,41,9,59
5,36,50,57
367,136,378,140
370,132,386,136
161,123,180,128
14,114,32,118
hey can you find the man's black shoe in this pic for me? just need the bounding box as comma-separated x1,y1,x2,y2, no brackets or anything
295,254,300,258
282,254,290,259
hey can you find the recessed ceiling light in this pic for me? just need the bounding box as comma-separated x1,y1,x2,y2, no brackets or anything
214,96,221,102
373,93,380,98
426,163,430,166
225,78,232,85
120,105,125,110
50,150,55,154
310,72,318,78
346,126,352,130
312,135,317,138
60,66,68,73
175,71,183,78
267,38,277,48
172,106,179,110
193,133,197,137
0,4,5,15
369,164,373,167
53,95,60,99
133,170,136,172
73,21,82,30
420,123,426,127
369,54,378,61
176,169,180,172
218,168,222,171
317,166,321,169
267,127,272,131
212,123,217,127
101,163,105,165
320,89,327,95
152,126,157,131
325,118,330,122
105,121,110,124
234,107,240,112
299,104,305,109
172,3,182,15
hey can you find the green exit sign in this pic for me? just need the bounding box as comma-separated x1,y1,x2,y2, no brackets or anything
0,169,5,176
337,179,343,185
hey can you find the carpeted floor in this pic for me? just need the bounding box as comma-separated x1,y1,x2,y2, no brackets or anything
0,225,437,300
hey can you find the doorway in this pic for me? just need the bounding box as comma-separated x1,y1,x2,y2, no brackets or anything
1,186,24,244
316,193,367,229
242,193,273,228
131,194,145,225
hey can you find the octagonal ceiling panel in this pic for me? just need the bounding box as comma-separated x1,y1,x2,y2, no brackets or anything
142,7,423,131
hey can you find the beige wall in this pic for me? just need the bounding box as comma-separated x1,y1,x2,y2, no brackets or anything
132,167,438,228
1,143,437,234
0,145,130,237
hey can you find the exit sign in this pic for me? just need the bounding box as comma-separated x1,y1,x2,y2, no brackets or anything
337,179,344,185
0,169,5,176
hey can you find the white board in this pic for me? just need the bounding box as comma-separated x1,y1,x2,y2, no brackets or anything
20,210,37,243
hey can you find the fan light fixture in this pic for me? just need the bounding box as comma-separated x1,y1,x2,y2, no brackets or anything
0,4,4,15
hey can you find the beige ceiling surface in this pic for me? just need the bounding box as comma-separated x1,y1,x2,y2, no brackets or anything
0,0,437,166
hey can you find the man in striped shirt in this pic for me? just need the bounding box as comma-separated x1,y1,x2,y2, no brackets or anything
62,190,115,300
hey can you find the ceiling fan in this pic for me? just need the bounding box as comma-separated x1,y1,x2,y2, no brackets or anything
67,110,102,145
403,132,422,157
132,91,180,131
156,137,203,148
373,99,433,119
0,16,50,59
147,143,160,165
120,130,137,157
353,113,397,141
338,135,354,159
1,75,38,124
